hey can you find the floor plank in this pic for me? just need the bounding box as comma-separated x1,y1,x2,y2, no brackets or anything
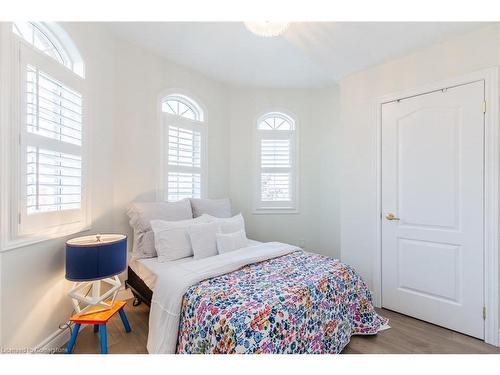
67,300,500,354
343,309,500,354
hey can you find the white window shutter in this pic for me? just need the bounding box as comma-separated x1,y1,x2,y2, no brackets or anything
255,113,298,212
26,147,82,214
19,44,86,235
162,94,205,202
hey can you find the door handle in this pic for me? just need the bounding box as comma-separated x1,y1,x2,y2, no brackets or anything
385,213,400,221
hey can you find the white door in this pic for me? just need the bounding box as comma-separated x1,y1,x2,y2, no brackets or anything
381,81,485,339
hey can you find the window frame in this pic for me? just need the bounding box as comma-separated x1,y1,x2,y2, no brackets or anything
159,92,208,202
12,22,85,78
253,111,299,215
0,22,89,251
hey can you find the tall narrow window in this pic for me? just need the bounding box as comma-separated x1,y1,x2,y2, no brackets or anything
10,22,87,239
255,112,298,213
161,94,206,201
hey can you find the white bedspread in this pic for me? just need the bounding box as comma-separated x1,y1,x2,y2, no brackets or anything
147,241,300,354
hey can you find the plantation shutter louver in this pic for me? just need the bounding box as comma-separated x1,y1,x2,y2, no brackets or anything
25,65,83,214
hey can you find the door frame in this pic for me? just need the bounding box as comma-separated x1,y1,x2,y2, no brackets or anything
372,67,500,346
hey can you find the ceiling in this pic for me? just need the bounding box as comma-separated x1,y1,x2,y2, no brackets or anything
106,22,489,88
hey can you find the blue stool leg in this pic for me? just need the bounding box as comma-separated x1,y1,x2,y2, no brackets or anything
66,323,80,354
99,324,108,354
93,324,99,333
118,308,131,333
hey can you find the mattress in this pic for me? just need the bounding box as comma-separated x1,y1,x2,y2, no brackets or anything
129,239,262,290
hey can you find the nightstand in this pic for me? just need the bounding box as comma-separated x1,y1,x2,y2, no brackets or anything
66,300,131,354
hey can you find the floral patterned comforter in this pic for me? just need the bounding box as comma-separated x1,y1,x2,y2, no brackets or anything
176,250,387,354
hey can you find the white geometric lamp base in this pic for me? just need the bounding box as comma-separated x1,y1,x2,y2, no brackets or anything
69,275,121,315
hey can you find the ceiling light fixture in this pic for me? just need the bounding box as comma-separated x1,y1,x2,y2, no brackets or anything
244,22,290,38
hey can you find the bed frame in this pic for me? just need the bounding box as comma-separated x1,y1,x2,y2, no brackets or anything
125,266,153,307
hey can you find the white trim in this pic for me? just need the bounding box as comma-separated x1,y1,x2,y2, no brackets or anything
12,22,85,79
372,67,499,346
0,246,2,349
0,224,91,253
34,324,77,354
252,109,300,215
0,23,91,252
42,22,85,78
157,89,208,202
157,88,208,122
0,23,16,252
482,68,499,346
252,208,300,215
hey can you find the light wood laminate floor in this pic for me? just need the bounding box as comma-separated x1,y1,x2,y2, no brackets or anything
67,299,500,354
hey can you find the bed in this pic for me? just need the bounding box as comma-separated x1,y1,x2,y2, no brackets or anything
127,240,388,354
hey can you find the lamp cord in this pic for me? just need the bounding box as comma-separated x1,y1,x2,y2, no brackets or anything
59,284,93,337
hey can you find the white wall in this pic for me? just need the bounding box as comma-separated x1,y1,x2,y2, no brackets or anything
5,21,497,351
339,24,500,290
111,37,231,244
228,86,341,258
0,22,116,349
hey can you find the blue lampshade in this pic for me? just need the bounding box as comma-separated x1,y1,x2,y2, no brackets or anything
65,234,127,281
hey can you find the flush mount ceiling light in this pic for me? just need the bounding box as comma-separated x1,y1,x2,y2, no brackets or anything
244,22,290,37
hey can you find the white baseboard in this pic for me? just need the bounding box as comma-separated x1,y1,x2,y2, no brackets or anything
34,322,82,354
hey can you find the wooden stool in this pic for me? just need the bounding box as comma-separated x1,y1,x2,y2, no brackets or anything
66,300,131,354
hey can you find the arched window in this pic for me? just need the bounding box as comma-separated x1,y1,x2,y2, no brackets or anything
258,112,294,131
161,94,203,121
12,22,84,77
161,93,206,201
10,22,88,239
255,112,298,212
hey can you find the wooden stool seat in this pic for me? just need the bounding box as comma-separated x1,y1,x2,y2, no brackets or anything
66,300,131,354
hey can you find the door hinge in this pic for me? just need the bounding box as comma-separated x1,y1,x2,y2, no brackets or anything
483,306,486,320
482,100,487,114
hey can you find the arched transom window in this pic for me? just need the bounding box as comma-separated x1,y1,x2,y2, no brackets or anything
255,112,298,212
258,112,294,131
161,94,206,201
12,22,84,77
161,94,203,121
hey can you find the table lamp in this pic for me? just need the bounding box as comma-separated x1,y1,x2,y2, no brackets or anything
66,234,127,314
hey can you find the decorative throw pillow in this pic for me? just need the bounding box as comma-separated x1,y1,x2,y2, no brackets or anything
216,230,248,254
190,198,231,218
188,221,220,260
127,200,193,259
150,215,213,262
213,213,246,235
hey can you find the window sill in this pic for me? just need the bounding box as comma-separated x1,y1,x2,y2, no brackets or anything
0,223,91,253
252,208,300,215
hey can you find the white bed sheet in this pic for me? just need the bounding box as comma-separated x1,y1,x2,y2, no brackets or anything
129,239,262,290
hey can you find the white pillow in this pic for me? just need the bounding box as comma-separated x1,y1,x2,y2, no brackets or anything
127,200,193,259
209,213,246,235
130,229,155,260
151,215,213,262
127,200,193,233
216,230,248,254
188,221,220,260
190,198,231,218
